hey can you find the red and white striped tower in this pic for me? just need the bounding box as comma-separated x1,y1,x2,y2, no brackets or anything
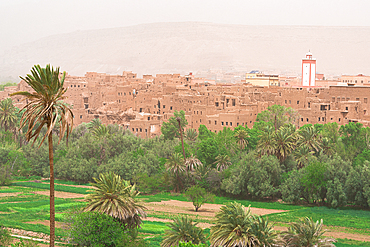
301,51,316,87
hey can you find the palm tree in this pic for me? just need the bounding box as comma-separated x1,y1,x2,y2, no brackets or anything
214,154,232,171
92,124,109,140
177,117,186,159
274,125,297,163
87,117,102,130
294,145,314,169
321,137,335,157
297,126,322,152
282,217,336,247
257,125,276,156
185,128,198,142
161,216,206,247
0,98,17,132
210,202,256,247
185,154,203,172
251,216,278,247
84,172,147,229
234,129,249,150
11,64,73,247
165,153,185,192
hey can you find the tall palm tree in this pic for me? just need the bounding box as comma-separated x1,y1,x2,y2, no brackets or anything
84,172,147,229
257,125,276,156
177,117,186,159
92,124,109,140
161,216,206,247
214,154,232,171
282,217,336,247
185,154,203,172
0,98,17,132
321,137,336,157
210,202,256,247
274,125,297,163
234,129,249,150
294,145,314,169
297,126,322,152
87,117,102,130
11,64,73,247
165,153,185,192
185,128,198,142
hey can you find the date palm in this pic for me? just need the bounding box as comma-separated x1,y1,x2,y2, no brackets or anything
0,98,17,132
214,154,232,171
84,172,147,229
185,128,198,142
294,145,314,169
321,137,335,157
274,124,297,163
235,129,249,150
297,126,322,152
87,117,102,130
161,216,206,247
251,216,278,247
166,153,185,192
185,154,203,172
210,202,256,247
282,217,336,247
11,64,73,247
257,125,276,156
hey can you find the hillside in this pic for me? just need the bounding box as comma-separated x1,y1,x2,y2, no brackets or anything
1,22,369,77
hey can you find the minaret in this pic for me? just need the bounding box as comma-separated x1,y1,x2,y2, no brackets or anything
301,51,316,87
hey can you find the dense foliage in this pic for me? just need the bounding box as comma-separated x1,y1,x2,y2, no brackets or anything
3,100,370,209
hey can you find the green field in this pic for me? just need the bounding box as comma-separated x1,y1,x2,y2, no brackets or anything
1,181,370,246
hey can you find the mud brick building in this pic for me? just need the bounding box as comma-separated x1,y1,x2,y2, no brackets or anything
2,71,370,138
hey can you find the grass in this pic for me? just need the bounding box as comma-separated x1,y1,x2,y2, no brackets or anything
11,181,90,194
2,182,370,246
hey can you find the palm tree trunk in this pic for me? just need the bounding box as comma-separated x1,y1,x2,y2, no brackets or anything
177,118,186,160
48,132,55,247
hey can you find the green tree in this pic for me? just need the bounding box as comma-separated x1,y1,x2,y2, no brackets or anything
210,202,256,247
84,172,147,229
0,98,17,132
161,216,206,247
256,125,276,156
161,110,188,140
297,125,322,153
282,217,336,247
185,185,215,211
256,104,299,131
214,154,231,171
294,145,314,169
165,153,185,192
274,124,297,163
234,128,249,150
185,128,198,142
87,118,102,130
11,64,73,246
300,162,328,204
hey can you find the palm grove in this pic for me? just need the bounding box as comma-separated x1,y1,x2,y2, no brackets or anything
1,65,370,246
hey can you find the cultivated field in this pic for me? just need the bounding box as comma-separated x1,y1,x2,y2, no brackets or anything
1,180,370,246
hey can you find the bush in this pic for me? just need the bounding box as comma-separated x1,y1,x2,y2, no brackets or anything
179,242,208,247
66,211,128,247
11,239,40,247
0,225,12,247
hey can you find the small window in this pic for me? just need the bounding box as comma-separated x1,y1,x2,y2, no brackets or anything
339,118,341,122
345,107,348,111
136,128,138,132
306,118,309,122
140,128,142,132
80,115,82,119
170,106,173,110
230,122,232,126
301,118,303,121
132,128,135,132
163,105,165,109
318,117,320,121
226,122,228,126
221,122,224,126
297,101,299,104
215,121,217,125
289,100,291,104
365,98,368,103
356,98,360,101
332,97,335,102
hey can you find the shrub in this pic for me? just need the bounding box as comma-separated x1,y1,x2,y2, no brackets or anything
0,225,12,247
11,239,40,247
185,185,215,212
66,211,128,247
179,242,208,247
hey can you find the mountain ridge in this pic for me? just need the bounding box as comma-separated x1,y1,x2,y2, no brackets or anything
1,22,369,78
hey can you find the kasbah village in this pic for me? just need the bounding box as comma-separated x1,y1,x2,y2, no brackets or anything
2,51,370,136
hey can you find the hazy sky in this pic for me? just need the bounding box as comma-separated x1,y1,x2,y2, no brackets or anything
1,0,370,54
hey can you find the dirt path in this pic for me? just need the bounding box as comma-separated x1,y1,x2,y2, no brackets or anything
145,200,370,242
145,200,286,218
41,182,94,189
0,192,21,197
32,190,85,199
